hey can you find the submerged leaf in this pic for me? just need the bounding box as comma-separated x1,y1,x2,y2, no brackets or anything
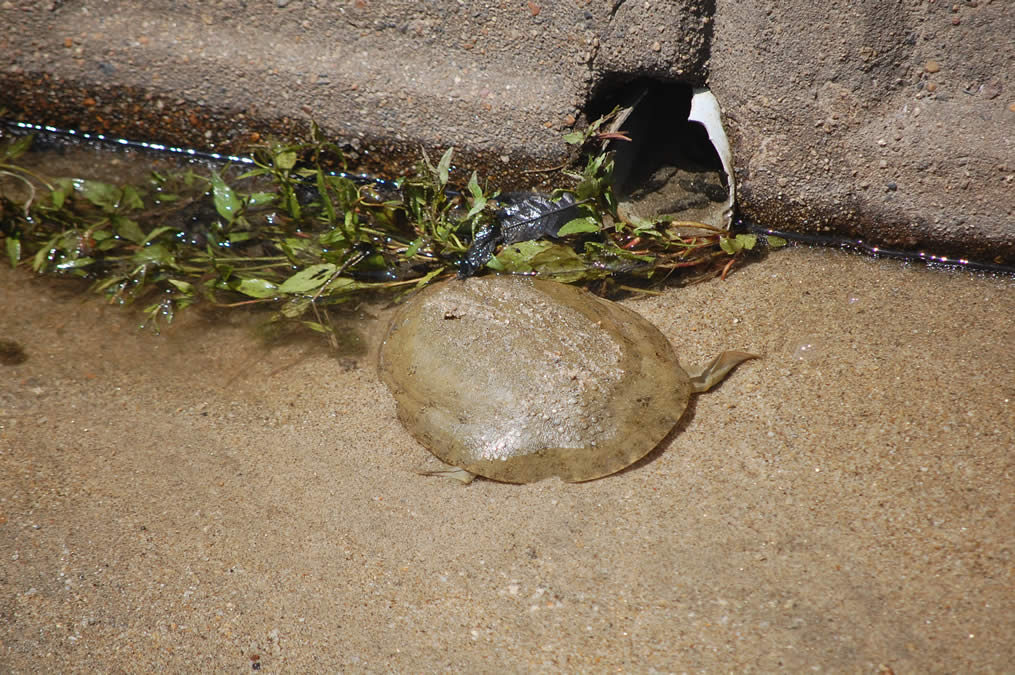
413,265,446,289
210,171,242,223
281,297,312,319
2,134,34,161
525,245,595,283
301,320,332,334
50,178,72,209
134,242,176,267
247,191,277,208
316,276,364,296
121,185,144,210
55,256,95,270
278,263,337,293
113,216,145,244
6,237,21,267
142,225,178,246
488,242,596,283
74,179,122,211
234,277,279,298
168,279,193,293
486,240,555,271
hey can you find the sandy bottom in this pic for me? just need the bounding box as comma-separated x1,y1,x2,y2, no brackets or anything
1,247,1012,672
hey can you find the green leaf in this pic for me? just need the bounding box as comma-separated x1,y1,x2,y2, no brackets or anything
51,178,72,209
326,175,359,212
420,147,437,178
300,320,331,334
121,185,144,210
343,210,359,239
5,237,21,267
767,235,788,249
526,245,592,282
437,147,453,187
91,275,126,293
75,179,122,211
32,234,60,272
246,192,277,208
719,233,758,256
466,171,483,199
113,216,146,244
280,297,311,319
557,217,600,236
315,276,363,296
413,265,446,289
55,256,95,270
488,240,555,272
562,131,585,145
316,170,337,223
627,213,659,234
142,225,178,246
234,277,279,298
276,151,298,170
405,238,422,258
489,242,596,282
719,237,740,255
210,171,242,223
168,279,193,293
2,134,34,161
95,237,121,252
134,242,175,267
278,263,337,293
279,237,314,261
465,171,487,219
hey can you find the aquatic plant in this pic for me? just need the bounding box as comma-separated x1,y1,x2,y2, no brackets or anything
0,117,758,335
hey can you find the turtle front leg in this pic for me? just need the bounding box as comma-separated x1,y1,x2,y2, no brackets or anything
685,351,758,393
417,463,477,484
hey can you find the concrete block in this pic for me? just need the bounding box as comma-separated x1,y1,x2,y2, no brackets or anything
709,0,1014,260
2,0,1011,259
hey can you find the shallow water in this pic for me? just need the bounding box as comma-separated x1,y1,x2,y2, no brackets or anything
2,245,1012,671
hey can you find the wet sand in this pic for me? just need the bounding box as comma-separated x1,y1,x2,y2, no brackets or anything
1,247,1012,672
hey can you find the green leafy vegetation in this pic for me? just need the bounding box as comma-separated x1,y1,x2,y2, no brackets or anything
0,117,756,336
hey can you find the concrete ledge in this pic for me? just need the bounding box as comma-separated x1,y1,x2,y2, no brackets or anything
710,0,1015,261
2,0,1012,260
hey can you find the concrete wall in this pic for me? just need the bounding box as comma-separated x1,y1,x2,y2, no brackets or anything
2,0,1012,260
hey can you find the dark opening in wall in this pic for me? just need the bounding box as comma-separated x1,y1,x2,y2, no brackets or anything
585,78,729,228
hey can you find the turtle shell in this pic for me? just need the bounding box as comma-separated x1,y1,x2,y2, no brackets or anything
378,275,692,483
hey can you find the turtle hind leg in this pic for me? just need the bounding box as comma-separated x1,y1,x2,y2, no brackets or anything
686,351,758,393
417,463,477,484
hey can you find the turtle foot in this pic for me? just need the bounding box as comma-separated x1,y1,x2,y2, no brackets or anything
417,464,477,484
686,351,758,393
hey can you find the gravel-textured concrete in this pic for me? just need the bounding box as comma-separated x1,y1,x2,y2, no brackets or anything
0,1,710,187
710,0,1015,260
4,1,1010,258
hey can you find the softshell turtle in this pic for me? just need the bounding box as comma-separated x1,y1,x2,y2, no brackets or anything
378,275,756,483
